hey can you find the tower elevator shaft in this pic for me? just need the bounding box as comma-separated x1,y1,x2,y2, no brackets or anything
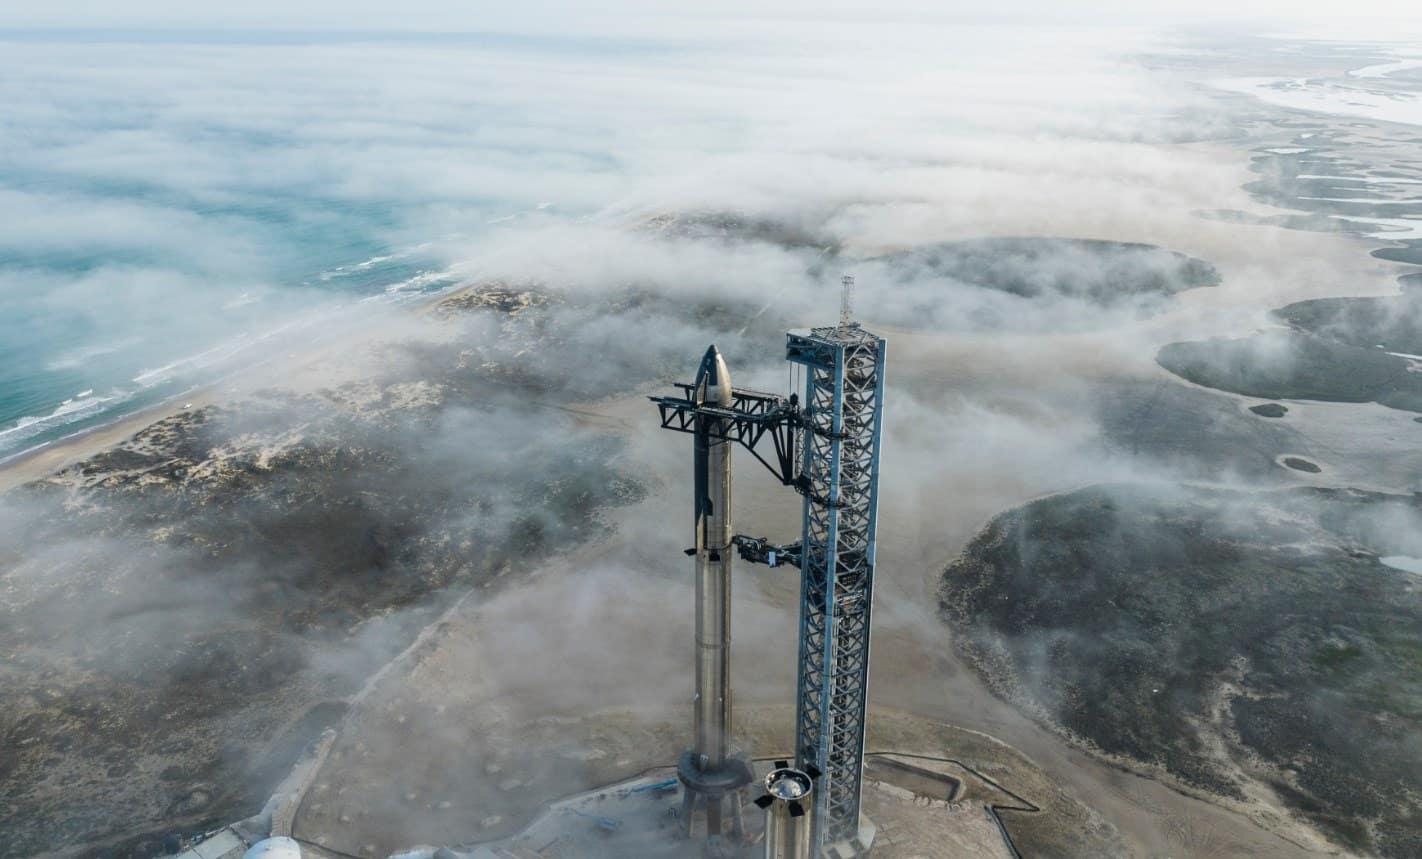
786,322,886,856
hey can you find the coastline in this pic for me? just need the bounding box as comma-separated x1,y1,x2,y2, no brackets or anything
0,218,1387,856
0,392,216,493
0,281,485,496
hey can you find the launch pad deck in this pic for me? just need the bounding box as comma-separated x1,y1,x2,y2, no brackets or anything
451,754,1018,859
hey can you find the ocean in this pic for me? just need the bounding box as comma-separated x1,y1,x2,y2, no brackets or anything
0,27,654,462
0,226,461,460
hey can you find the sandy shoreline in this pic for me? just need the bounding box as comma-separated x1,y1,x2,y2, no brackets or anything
0,392,217,494
0,282,487,496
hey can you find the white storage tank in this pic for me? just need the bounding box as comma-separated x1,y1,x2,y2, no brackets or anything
243,837,302,859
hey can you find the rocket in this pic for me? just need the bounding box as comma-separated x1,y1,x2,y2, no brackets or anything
666,343,751,843
691,344,734,770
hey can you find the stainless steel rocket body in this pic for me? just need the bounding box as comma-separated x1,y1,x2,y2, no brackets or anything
762,768,814,859
693,346,734,769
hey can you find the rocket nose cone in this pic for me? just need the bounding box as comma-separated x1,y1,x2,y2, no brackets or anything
704,345,733,406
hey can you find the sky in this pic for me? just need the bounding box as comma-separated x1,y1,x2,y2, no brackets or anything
2,1,1420,33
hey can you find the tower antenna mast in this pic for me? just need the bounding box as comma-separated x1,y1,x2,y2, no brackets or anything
839,275,855,329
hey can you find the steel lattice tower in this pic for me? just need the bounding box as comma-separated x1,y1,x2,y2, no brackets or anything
786,318,886,854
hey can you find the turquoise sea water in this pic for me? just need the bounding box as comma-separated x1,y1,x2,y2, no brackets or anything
0,28,652,461
0,207,458,459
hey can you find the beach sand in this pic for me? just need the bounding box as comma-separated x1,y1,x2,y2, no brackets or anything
0,393,217,493
0,280,487,495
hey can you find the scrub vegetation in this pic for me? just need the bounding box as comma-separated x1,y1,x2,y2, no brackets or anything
941,484,1422,857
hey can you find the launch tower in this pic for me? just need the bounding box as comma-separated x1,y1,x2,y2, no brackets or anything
783,313,886,854
654,276,886,857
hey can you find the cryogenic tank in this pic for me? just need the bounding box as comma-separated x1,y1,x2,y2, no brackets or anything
243,837,301,859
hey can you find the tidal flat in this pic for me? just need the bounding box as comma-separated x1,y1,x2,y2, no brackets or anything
1158,330,1422,412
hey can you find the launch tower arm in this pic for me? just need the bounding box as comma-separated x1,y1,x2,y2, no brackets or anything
731,535,802,568
649,386,800,485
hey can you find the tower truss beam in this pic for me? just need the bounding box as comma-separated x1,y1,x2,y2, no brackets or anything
786,323,886,854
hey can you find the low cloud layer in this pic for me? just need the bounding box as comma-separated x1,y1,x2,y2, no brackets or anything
5,11,1412,858
0,17,1247,459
